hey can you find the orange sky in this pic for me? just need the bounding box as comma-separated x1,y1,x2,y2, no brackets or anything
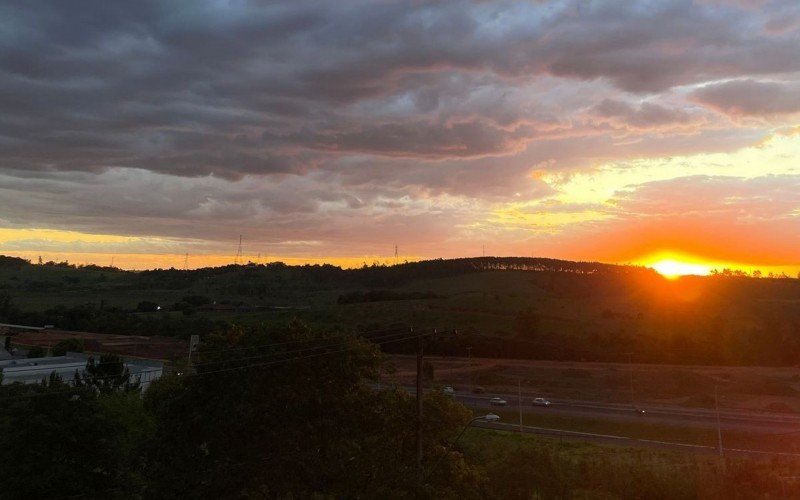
1,1,799,276
3,130,799,275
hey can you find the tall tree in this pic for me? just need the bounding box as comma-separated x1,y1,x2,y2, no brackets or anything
79,353,141,394
144,320,483,498
0,379,152,499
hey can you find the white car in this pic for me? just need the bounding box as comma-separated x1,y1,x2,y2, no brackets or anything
532,397,551,407
443,386,455,395
489,397,507,406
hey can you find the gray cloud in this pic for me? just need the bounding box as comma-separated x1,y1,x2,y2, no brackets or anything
589,98,702,130
692,79,800,117
1,0,799,261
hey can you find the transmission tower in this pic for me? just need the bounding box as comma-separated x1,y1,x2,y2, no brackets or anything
394,245,398,266
234,235,243,265
183,253,189,270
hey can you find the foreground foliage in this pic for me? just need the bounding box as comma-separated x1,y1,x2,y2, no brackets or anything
0,321,482,499
2,320,799,498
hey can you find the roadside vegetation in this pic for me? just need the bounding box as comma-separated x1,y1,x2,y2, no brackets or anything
462,431,800,499
488,410,800,454
2,320,799,498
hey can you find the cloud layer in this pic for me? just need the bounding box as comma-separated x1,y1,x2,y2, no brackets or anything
1,0,799,268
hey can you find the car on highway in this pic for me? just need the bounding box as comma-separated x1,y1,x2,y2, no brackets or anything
489,397,507,406
634,406,647,416
532,397,551,407
443,386,455,395
472,386,485,394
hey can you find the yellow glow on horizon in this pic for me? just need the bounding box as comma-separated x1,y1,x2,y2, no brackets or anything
487,203,612,231
0,228,137,244
1,251,419,271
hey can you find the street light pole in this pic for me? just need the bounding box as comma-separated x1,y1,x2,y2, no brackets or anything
518,378,523,434
451,414,501,449
466,346,473,394
715,385,724,456
431,414,501,474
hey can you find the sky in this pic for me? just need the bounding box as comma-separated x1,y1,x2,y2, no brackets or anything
1,0,799,273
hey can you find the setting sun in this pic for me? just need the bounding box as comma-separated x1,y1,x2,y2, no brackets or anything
650,259,712,279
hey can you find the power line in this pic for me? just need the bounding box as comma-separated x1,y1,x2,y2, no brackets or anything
0,330,422,401
195,326,412,355
193,330,415,368
7,337,800,460
193,333,415,377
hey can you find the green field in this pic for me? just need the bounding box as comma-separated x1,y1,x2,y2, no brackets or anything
487,409,800,453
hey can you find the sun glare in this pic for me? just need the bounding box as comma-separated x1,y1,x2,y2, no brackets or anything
650,259,711,279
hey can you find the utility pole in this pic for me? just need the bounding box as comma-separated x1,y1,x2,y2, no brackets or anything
715,385,724,456
412,328,461,486
518,378,523,434
627,352,635,408
234,235,243,265
187,335,199,375
415,327,424,486
183,253,189,271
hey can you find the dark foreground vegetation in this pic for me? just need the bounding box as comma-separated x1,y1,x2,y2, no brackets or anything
3,255,800,366
2,321,798,499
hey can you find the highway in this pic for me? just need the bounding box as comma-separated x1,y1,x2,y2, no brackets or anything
400,386,800,433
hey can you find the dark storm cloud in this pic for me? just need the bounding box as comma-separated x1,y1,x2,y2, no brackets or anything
2,0,800,260
288,120,536,158
1,0,799,181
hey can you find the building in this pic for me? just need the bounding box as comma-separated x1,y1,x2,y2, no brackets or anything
0,352,164,391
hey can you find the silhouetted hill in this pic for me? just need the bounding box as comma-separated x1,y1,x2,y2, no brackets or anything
2,255,799,366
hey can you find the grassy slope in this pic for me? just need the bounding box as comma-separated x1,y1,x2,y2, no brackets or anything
3,258,800,364
461,429,800,499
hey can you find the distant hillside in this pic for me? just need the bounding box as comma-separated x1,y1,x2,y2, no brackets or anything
2,255,800,366
0,255,655,306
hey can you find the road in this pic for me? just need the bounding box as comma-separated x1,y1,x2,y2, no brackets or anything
374,383,800,456
400,385,800,433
